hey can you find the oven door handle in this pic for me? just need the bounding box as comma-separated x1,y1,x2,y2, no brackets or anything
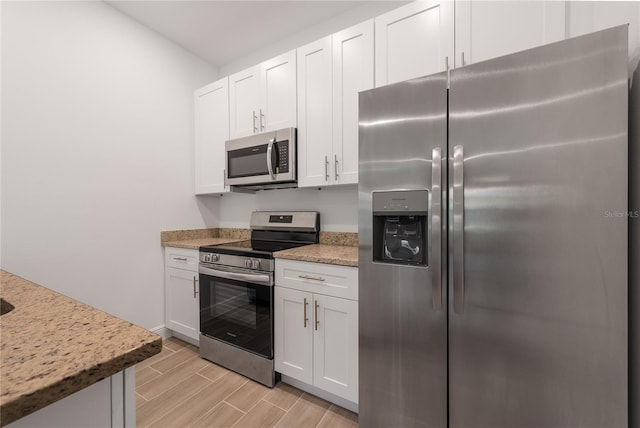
199,265,272,286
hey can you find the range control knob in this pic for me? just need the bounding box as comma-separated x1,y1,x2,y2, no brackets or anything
252,259,261,269
212,254,220,262
245,259,252,268
203,254,211,263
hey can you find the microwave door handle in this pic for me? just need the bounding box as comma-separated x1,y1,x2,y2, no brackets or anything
266,138,276,179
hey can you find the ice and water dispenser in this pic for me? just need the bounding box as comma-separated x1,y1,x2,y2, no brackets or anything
372,190,428,266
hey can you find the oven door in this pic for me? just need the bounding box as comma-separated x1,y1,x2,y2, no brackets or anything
199,265,274,359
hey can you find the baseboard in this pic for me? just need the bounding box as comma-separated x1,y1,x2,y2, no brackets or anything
172,331,199,347
280,374,358,414
149,325,172,340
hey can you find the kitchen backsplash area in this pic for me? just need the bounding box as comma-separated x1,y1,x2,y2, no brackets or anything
216,185,358,232
161,228,357,247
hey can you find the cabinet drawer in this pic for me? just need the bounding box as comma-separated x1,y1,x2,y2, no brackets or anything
165,247,198,271
275,259,358,301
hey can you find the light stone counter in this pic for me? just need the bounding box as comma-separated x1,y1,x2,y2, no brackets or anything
0,271,161,426
274,244,358,267
161,227,250,250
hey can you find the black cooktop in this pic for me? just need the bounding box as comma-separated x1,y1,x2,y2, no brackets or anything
200,239,312,259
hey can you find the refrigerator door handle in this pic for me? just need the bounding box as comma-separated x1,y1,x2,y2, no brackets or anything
431,147,443,310
453,145,465,314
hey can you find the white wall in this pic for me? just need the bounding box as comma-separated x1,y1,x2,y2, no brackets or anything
218,186,358,232
1,1,219,330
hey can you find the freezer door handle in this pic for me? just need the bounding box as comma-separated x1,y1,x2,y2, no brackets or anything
431,147,443,310
453,145,465,314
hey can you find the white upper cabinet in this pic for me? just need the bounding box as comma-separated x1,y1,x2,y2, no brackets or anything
297,36,333,187
332,19,374,185
229,51,296,139
455,1,565,67
567,1,639,64
194,77,229,195
261,51,297,132
229,65,260,139
297,20,373,188
375,0,454,86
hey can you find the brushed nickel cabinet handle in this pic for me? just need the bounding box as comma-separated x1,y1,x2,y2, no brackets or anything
260,109,265,131
334,154,339,181
253,111,258,133
314,300,319,331
298,274,325,282
173,257,188,261
324,156,329,181
193,276,198,299
303,297,308,328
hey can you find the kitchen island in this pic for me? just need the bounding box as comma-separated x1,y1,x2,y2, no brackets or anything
0,270,161,427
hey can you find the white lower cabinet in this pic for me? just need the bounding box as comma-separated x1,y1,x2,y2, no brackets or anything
164,247,199,344
275,259,358,405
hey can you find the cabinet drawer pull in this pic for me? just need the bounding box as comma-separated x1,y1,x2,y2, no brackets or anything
193,276,198,299
173,257,188,261
324,156,329,181
303,297,309,328
315,300,319,331
298,274,325,282
334,154,339,180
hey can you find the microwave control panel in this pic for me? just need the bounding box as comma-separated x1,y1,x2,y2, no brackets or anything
276,142,289,174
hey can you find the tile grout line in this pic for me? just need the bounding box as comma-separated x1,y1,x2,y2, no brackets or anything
315,406,331,428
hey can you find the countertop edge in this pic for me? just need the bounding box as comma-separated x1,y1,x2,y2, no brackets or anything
0,338,162,426
273,244,358,268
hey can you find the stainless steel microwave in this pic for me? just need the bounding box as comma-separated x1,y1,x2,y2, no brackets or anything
224,127,297,190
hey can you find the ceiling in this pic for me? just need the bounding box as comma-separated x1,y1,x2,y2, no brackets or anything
105,1,375,68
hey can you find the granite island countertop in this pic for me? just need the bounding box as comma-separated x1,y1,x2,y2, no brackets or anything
0,270,162,426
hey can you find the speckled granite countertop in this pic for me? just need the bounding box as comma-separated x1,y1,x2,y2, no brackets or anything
274,244,358,267
161,228,250,249
0,270,162,426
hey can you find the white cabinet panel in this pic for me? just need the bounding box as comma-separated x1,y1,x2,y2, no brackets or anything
297,37,333,187
194,77,229,195
567,1,639,64
229,51,297,139
165,267,199,341
229,66,260,139
261,50,297,132
333,20,374,185
313,294,358,403
274,287,313,384
275,259,358,404
375,0,454,86
164,247,199,343
276,258,358,301
455,1,565,66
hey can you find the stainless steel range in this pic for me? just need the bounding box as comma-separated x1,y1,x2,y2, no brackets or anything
198,211,320,387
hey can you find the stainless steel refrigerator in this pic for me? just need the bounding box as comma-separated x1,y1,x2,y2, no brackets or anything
358,26,628,428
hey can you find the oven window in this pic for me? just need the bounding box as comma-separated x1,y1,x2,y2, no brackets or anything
199,273,273,358
228,144,269,178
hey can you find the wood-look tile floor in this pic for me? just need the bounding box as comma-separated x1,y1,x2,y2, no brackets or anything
135,337,358,428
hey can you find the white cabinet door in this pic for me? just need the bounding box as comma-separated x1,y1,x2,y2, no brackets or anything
275,287,313,384
375,0,454,86
260,50,297,132
333,20,374,185
455,0,565,67
313,294,359,404
297,37,333,188
229,65,260,139
567,1,639,64
165,267,199,342
194,77,229,195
